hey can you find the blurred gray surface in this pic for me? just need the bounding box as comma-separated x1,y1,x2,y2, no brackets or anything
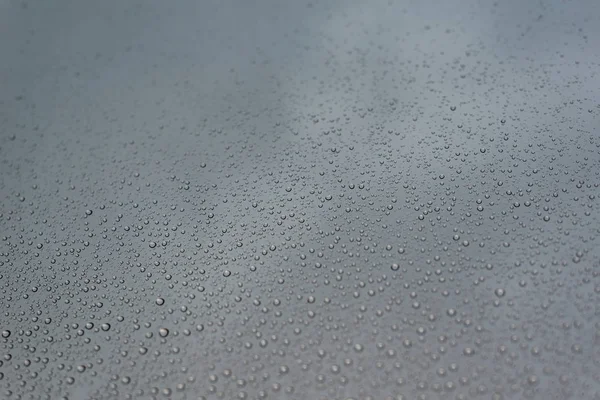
1,0,600,399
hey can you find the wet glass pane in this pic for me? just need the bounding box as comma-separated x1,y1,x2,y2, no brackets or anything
1,0,599,399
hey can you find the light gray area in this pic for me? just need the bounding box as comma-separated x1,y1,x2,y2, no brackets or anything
1,0,599,399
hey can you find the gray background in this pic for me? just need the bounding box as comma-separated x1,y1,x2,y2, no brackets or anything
1,0,599,399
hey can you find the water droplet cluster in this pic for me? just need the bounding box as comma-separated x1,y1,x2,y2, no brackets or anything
1,0,599,399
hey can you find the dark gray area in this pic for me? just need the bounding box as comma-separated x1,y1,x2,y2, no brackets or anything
1,0,599,399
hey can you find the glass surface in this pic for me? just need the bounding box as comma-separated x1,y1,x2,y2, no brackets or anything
1,0,599,399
